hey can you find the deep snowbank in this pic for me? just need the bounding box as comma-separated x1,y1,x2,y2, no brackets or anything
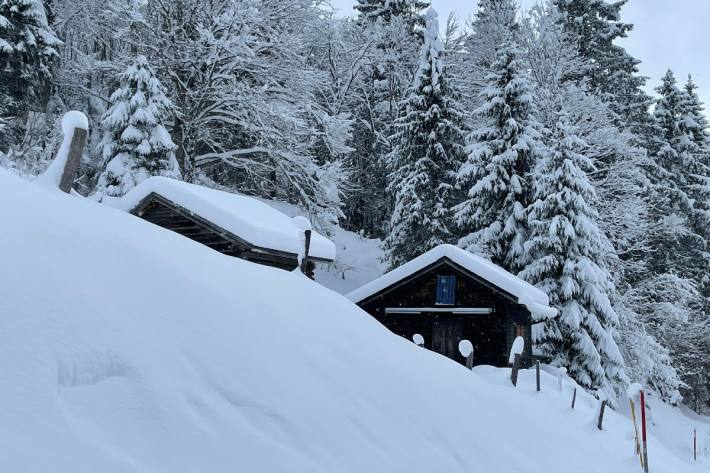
0,170,703,472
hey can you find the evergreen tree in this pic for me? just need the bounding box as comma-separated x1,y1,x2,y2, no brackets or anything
455,8,545,274
383,8,467,268
553,0,652,129
0,0,60,144
96,56,180,198
520,112,627,397
354,0,429,26
344,0,429,237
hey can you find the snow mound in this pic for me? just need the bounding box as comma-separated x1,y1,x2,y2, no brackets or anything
0,170,703,472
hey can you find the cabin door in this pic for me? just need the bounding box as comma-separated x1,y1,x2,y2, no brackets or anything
431,317,463,361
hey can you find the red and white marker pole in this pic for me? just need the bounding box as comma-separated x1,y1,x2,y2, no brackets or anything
640,390,649,472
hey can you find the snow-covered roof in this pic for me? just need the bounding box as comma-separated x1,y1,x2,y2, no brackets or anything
347,245,556,320
108,177,336,261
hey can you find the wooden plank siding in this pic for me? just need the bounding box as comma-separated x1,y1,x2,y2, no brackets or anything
357,258,534,368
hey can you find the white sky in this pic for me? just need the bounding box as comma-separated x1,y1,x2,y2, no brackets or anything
332,0,710,110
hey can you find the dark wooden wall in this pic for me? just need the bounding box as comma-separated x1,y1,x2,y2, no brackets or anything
358,259,534,368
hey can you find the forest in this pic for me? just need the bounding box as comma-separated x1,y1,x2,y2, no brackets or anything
0,0,708,413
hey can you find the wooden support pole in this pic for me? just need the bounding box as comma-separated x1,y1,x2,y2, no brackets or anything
693,428,696,462
571,388,577,409
466,352,474,370
300,229,312,274
511,354,521,387
59,128,87,194
597,400,607,430
641,390,649,472
536,360,541,392
630,399,642,459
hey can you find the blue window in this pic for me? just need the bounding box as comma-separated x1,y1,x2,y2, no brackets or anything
436,275,456,305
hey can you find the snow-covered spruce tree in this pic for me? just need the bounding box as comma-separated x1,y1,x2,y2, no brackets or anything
342,0,429,237
0,0,60,145
552,0,651,130
383,8,467,268
647,70,710,409
354,0,429,26
650,70,709,298
520,112,627,398
96,56,180,198
455,16,545,274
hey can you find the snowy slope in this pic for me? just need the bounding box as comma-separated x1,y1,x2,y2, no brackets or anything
0,169,705,472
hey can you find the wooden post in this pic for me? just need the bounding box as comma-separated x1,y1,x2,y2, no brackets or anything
59,128,87,194
597,400,607,430
300,229,312,274
571,388,577,409
641,390,649,472
536,360,541,392
466,352,475,370
693,428,696,461
630,399,642,459
511,353,521,386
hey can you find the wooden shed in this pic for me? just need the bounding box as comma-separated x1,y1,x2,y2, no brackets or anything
347,245,556,368
107,177,336,276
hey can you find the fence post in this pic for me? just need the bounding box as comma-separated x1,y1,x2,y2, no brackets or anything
511,354,521,386
536,360,541,392
694,428,697,462
641,390,649,473
597,400,607,430
59,127,88,194
571,388,577,409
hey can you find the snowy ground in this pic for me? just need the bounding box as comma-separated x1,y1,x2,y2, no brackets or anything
0,169,707,472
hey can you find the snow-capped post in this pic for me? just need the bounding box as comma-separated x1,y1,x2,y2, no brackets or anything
558,367,566,393
412,334,425,347
36,111,89,193
536,361,541,392
640,389,649,472
627,383,643,462
509,336,524,386
292,216,312,276
459,340,474,369
60,127,87,193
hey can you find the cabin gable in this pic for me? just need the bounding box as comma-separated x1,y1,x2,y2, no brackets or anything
357,258,534,368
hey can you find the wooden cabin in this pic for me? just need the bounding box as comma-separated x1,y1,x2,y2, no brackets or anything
347,245,556,368
107,177,336,276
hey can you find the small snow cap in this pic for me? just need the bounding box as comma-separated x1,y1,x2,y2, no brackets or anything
458,340,474,358
508,336,525,364
412,334,425,346
627,383,644,399
291,215,312,232
61,111,89,138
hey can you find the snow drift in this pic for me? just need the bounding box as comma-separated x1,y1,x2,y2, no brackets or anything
0,170,702,472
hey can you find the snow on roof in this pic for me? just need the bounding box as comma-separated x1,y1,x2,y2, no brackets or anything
108,177,336,261
347,244,556,320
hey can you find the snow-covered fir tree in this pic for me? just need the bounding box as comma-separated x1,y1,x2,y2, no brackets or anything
455,7,545,274
354,0,429,26
553,0,651,131
383,8,467,268
96,56,180,198
0,0,60,145
520,112,627,398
